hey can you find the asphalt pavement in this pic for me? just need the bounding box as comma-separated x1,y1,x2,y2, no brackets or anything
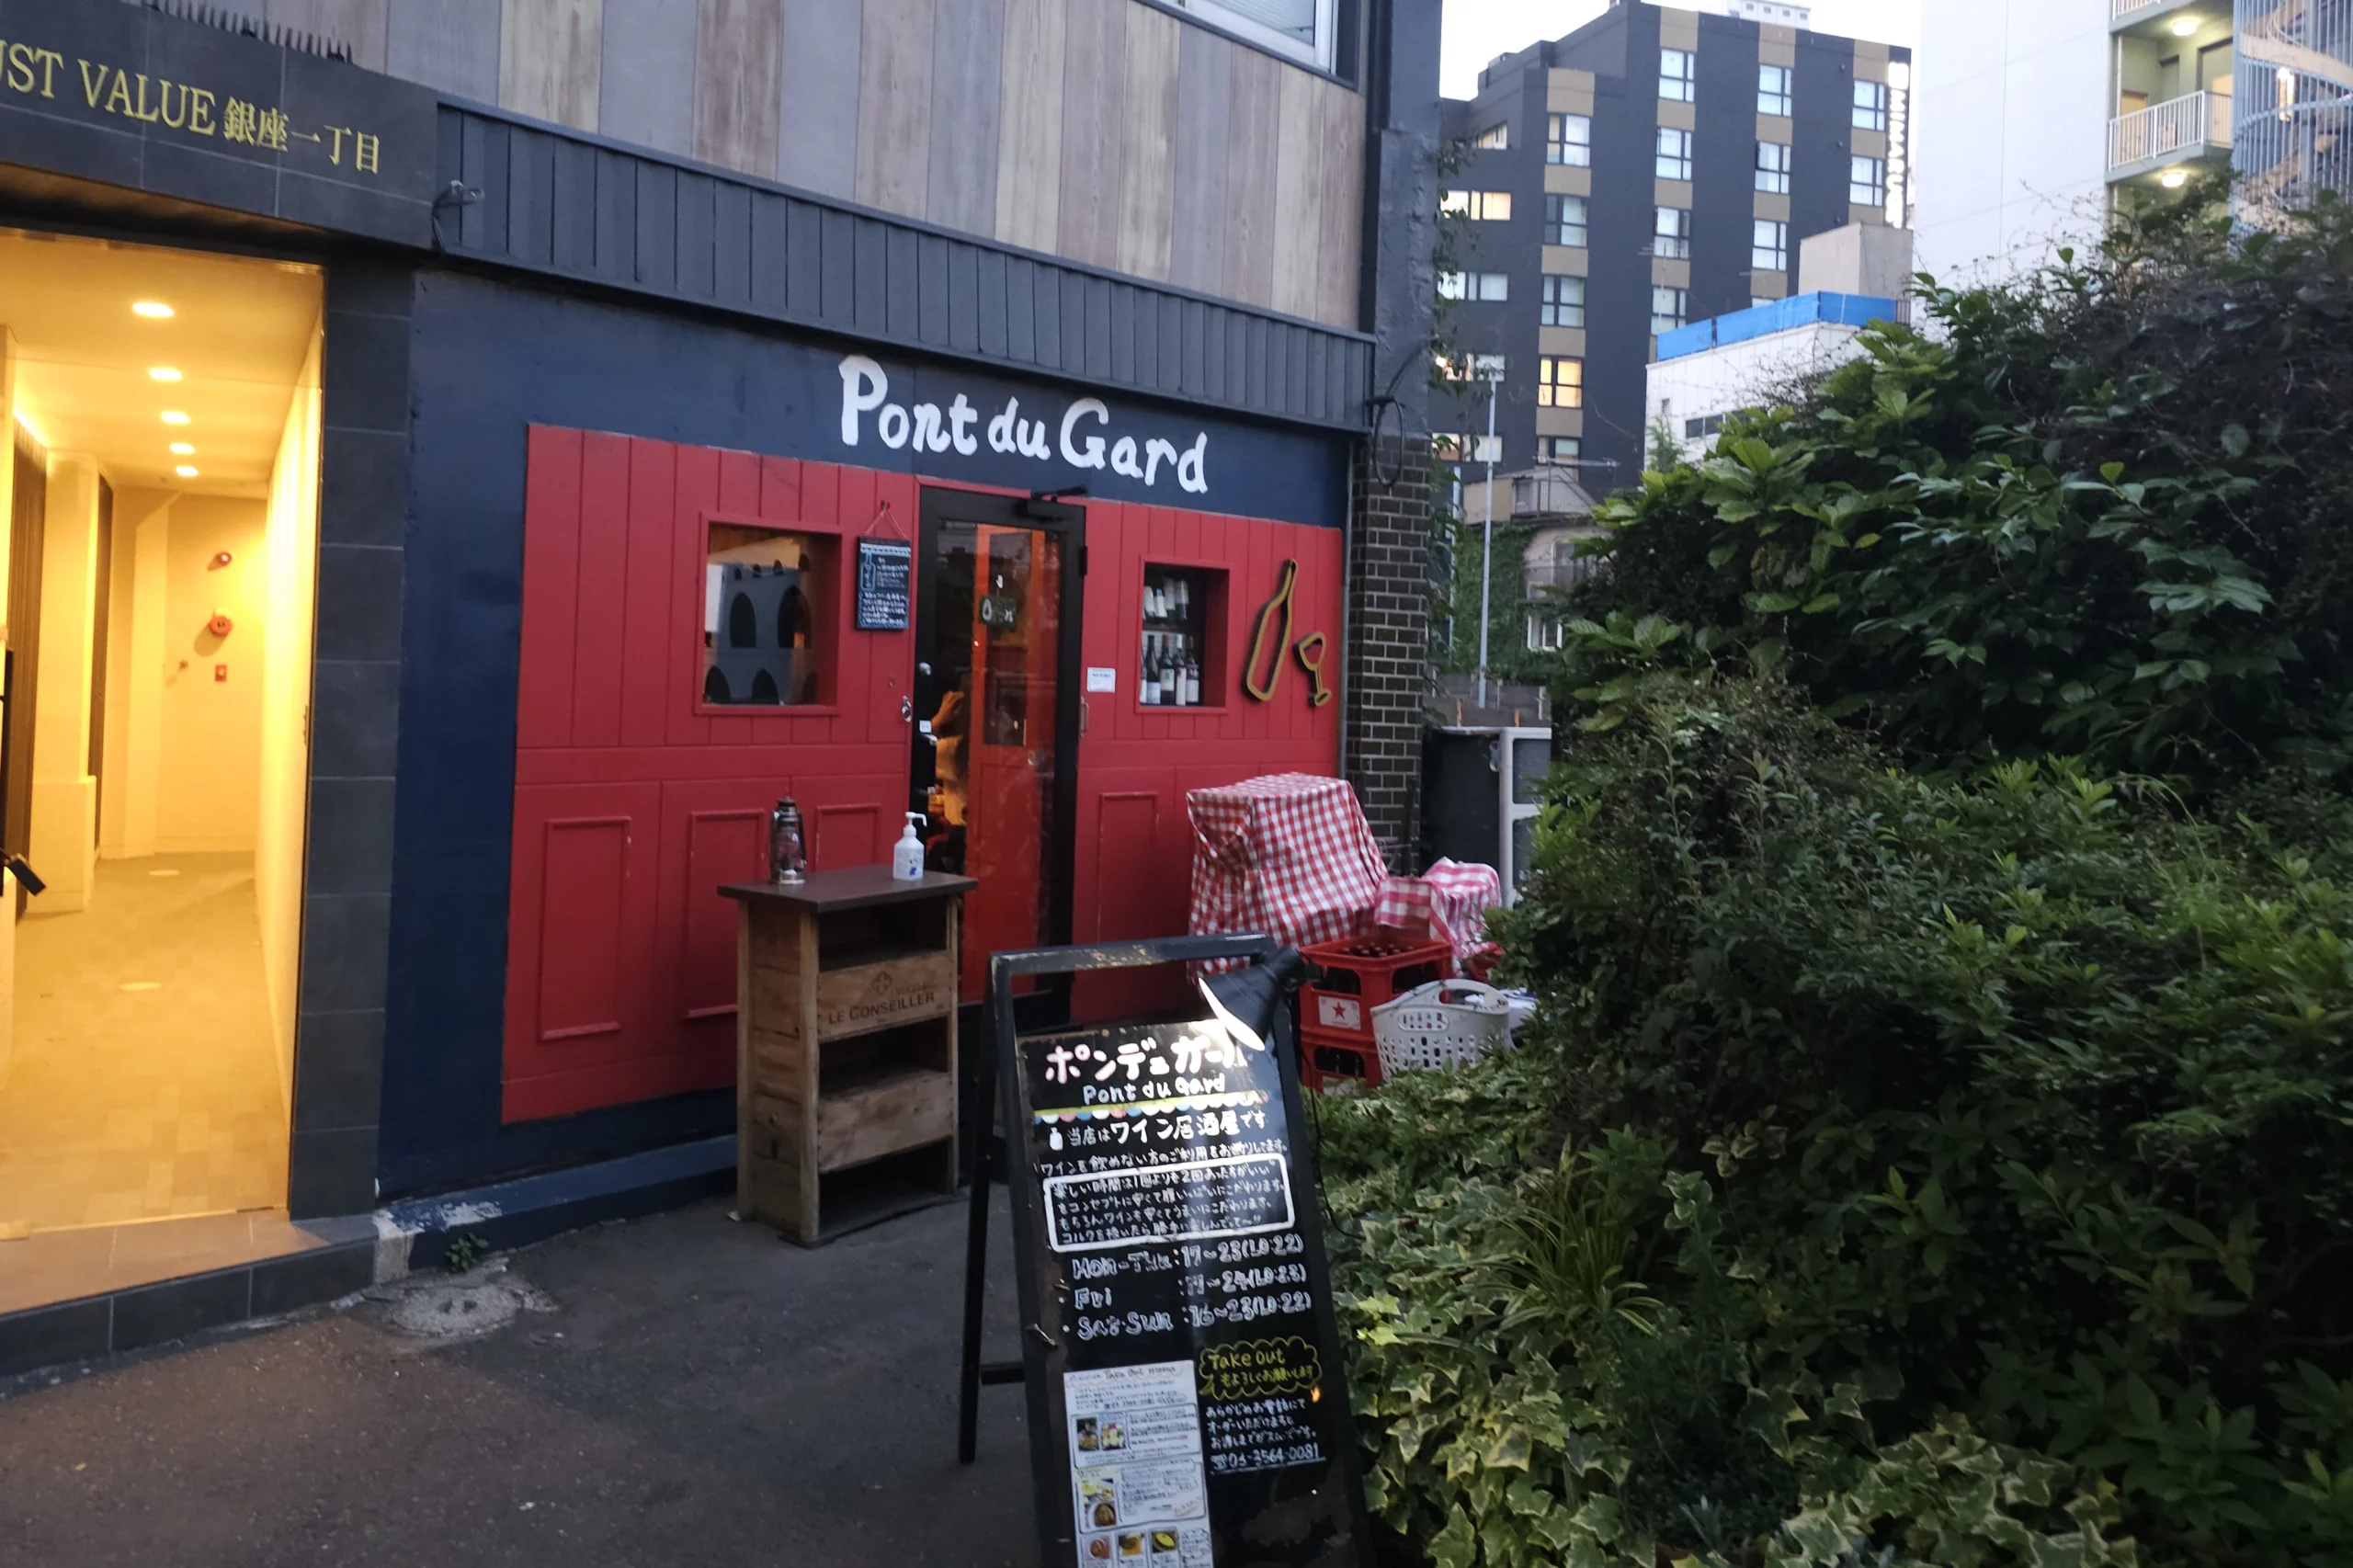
0,1196,1038,1566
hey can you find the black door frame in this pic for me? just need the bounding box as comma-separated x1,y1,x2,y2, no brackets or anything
911,486,1087,1003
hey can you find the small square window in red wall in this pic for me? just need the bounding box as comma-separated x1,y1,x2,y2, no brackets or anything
700,523,837,707
1137,562,1229,710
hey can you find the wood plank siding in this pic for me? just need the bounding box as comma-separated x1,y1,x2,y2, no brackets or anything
695,0,783,178
993,0,1066,253
360,0,1362,327
500,0,603,131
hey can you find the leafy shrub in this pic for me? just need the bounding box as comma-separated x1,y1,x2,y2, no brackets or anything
1322,677,2353,1566
1558,189,2353,782
1324,191,2353,1568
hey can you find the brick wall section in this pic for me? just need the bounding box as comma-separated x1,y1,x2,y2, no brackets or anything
1345,437,1436,869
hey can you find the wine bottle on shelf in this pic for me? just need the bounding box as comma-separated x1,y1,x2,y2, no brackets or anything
1184,641,1201,706
1159,640,1178,706
1175,578,1189,621
1142,634,1160,705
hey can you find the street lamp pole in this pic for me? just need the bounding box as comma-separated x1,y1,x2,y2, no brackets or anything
1475,369,1498,710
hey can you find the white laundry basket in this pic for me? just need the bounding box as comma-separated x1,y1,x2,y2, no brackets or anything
1370,979,1514,1076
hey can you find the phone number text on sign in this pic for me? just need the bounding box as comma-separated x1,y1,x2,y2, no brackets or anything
1042,1154,1295,1254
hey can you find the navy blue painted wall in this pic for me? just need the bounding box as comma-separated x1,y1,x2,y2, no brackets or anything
1583,2,1657,484
1688,15,1763,324
378,269,1350,1198
1789,32,1857,290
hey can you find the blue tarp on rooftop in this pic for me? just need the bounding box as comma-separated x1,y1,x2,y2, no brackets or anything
1655,291,1899,362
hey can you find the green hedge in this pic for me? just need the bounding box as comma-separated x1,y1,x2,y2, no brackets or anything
1319,193,2353,1568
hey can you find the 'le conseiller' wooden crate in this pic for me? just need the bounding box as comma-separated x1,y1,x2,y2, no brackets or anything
723,866,975,1244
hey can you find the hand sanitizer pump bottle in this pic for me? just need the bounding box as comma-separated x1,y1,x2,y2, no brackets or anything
892,812,928,881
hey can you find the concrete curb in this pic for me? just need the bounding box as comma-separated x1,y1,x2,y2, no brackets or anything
0,1136,735,1381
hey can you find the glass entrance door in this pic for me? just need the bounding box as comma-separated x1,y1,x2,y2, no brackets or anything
909,492,1083,1004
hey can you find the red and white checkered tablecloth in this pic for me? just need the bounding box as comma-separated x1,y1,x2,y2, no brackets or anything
1375,858,1504,969
1188,774,1388,959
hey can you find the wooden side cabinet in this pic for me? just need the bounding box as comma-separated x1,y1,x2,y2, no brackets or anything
722,867,976,1244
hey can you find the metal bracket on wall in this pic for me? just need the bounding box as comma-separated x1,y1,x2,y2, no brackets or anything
429,180,485,253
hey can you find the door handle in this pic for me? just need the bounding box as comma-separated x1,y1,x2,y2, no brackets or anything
900,694,914,723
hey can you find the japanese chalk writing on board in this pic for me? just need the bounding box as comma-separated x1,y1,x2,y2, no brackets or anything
1009,1006,1366,1564
855,537,912,631
1043,1154,1295,1254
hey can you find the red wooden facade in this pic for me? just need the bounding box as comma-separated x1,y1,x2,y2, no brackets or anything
506,426,1344,1122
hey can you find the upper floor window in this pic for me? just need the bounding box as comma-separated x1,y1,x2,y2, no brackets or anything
1538,436,1581,470
1656,126,1693,181
1472,122,1510,150
1547,113,1592,166
1438,270,1510,301
1850,154,1886,207
1756,141,1791,193
1442,189,1513,221
1652,286,1688,335
1752,218,1788,272
1758,63,1793,117
1660,48,1696,102
1854,79,1890,131
1546,194,1589,247
1654,206,1692,260
1167,0,1337,74
1540,274,1586,327
1538,357,1584,408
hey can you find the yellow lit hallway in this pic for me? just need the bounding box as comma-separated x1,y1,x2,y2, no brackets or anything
0,853,284,1231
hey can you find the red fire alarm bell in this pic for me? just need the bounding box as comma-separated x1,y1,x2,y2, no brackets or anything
207,613,233,638
210,551,233,570
214,664,228,683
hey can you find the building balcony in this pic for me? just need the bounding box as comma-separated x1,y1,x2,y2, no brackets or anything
2108,89,2234,183
1526,556,1604,595
2111,0,2212,31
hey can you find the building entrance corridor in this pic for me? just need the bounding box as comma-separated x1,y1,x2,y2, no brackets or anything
1,854,284,1229
0,229,323,1297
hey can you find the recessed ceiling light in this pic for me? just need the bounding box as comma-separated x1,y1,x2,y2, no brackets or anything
169,441,195,456
149,367,183,382
174,465,199,479
160,411,189,426
2161,168,2190,187
2171,15,2200,33
131,301,174,319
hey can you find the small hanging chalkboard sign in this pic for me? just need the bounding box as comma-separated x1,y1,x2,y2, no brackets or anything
959,936,1371,1568
856,537,914,631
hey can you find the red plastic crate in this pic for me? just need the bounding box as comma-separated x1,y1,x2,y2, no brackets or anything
1299,933,1451,1044
1299,1024,1382,1094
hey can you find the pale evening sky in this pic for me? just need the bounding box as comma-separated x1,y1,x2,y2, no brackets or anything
1440,0,1925,100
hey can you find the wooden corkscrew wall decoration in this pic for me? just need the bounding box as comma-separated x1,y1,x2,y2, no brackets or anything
1242,559,1332,709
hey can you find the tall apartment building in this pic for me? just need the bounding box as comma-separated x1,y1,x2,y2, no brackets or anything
1915,0,2352,284
1434,0,1912,485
